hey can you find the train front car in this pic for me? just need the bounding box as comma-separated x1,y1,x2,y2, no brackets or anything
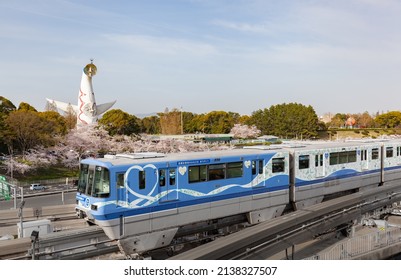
75,149,291,257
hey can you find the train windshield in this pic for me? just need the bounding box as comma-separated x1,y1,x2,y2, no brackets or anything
77,164,89,194
77,164,110,198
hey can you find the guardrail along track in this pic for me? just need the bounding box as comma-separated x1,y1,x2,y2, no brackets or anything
0,226,119,260
170,184,401,260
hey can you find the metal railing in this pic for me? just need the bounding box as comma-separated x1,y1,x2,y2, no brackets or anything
305,227,401,260
0,175,78,187
20,177,78,187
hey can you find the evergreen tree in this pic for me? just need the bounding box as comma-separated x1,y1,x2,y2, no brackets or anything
249,103,319,139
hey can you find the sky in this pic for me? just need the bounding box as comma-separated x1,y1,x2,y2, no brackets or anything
1,0,401,118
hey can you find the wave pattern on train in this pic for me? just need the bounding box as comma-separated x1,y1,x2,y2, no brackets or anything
75,139,401,257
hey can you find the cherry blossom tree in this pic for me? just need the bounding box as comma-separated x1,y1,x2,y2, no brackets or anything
230,124,261,139
3,157,33,176
52,124,114,167
2,124,232,176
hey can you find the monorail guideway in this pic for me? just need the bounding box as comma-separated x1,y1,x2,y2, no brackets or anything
169,182,401,260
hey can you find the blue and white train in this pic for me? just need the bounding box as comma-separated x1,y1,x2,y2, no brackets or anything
75,139,401,255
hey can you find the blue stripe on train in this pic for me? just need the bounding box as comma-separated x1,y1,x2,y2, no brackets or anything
93,184,290,221
295,168,381,186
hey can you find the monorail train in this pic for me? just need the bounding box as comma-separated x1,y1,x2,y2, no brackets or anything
75,139,401,255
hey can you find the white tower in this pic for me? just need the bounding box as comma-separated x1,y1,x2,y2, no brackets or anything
46,60,116,125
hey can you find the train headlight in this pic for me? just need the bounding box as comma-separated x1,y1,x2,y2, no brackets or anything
91,204,98,211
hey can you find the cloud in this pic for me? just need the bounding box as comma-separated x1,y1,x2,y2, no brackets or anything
212,19,275,34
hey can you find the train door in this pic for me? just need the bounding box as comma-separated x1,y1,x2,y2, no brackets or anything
315,153,324,177
397,146,401,165
116,172,125,207
159,168,177,202
360,148,369,170
115,172,125,237
251,159,264,187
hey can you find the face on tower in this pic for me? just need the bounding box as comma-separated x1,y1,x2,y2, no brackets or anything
83,63,97,77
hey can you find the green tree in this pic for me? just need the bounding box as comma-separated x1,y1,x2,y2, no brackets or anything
0,96,16,115
38,111,68,137
202,111,237,134
98,109,141,136
18,102,37,112
0,97,17,154
374,111,401,128
249,103,319,139
317,121,327,131
4,110,56,155
141,115,161,134
185,113,205,133
249,108,270,135
239,115,250,124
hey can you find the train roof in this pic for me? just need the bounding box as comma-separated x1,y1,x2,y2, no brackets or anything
88,148,284,166
280,140,381,152
82,138,401,167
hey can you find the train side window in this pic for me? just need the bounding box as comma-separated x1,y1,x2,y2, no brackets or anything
397,147,401,157
348,151,356,163
208,164,225,181
272,158,285,173
252,161,256,175
339,152,348,164
139,171,146,189
227,162,243,178
386,147,394,158
189,166,200,183
258,160,263,174
299,155,309,169
188,165,207,183
330,152,338,165
372,148,379,160
199,165,207,182
169,169,176,185
159,170,166,187
116,173,125,188
331,151,356,165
